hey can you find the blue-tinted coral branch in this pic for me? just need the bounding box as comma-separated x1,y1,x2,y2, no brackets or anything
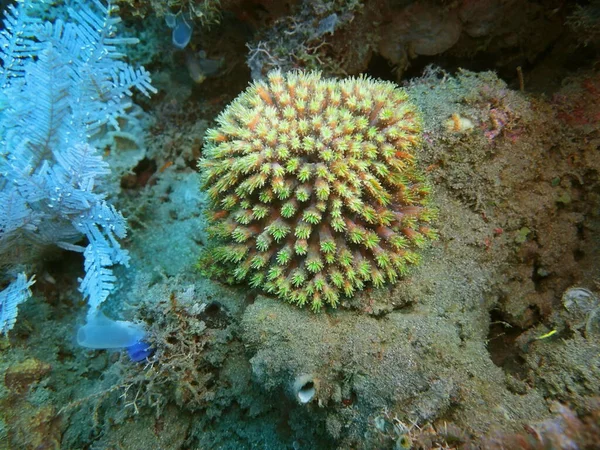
0,0,155,328
0,273,35,335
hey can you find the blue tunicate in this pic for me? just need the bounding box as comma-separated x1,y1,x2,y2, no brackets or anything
127,341,154,362
77,312,146,349
317,14,338,36
196,50,223,76
172,15,193,49
165,13,177,29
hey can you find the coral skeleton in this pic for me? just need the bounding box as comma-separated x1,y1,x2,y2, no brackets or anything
198,70,436,311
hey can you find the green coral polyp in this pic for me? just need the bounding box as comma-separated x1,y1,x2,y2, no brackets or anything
198,70,436,311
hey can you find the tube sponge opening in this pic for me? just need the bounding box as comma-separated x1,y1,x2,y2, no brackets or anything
77,312,145,349
291,374,317,404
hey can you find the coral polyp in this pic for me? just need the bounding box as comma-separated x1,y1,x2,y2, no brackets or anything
198,70,436,311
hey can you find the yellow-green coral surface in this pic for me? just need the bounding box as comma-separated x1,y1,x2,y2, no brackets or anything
198,70,436,311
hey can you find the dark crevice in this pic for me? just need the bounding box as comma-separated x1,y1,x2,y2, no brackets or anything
201,301,231,329
365,52,397,83
487,310,528,379
121,157,158,190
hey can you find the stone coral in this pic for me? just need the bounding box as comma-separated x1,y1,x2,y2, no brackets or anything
198,70,436,311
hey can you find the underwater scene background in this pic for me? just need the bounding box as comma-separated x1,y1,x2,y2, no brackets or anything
0,0,599,448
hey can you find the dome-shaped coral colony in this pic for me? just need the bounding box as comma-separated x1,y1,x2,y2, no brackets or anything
198,70,437,311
